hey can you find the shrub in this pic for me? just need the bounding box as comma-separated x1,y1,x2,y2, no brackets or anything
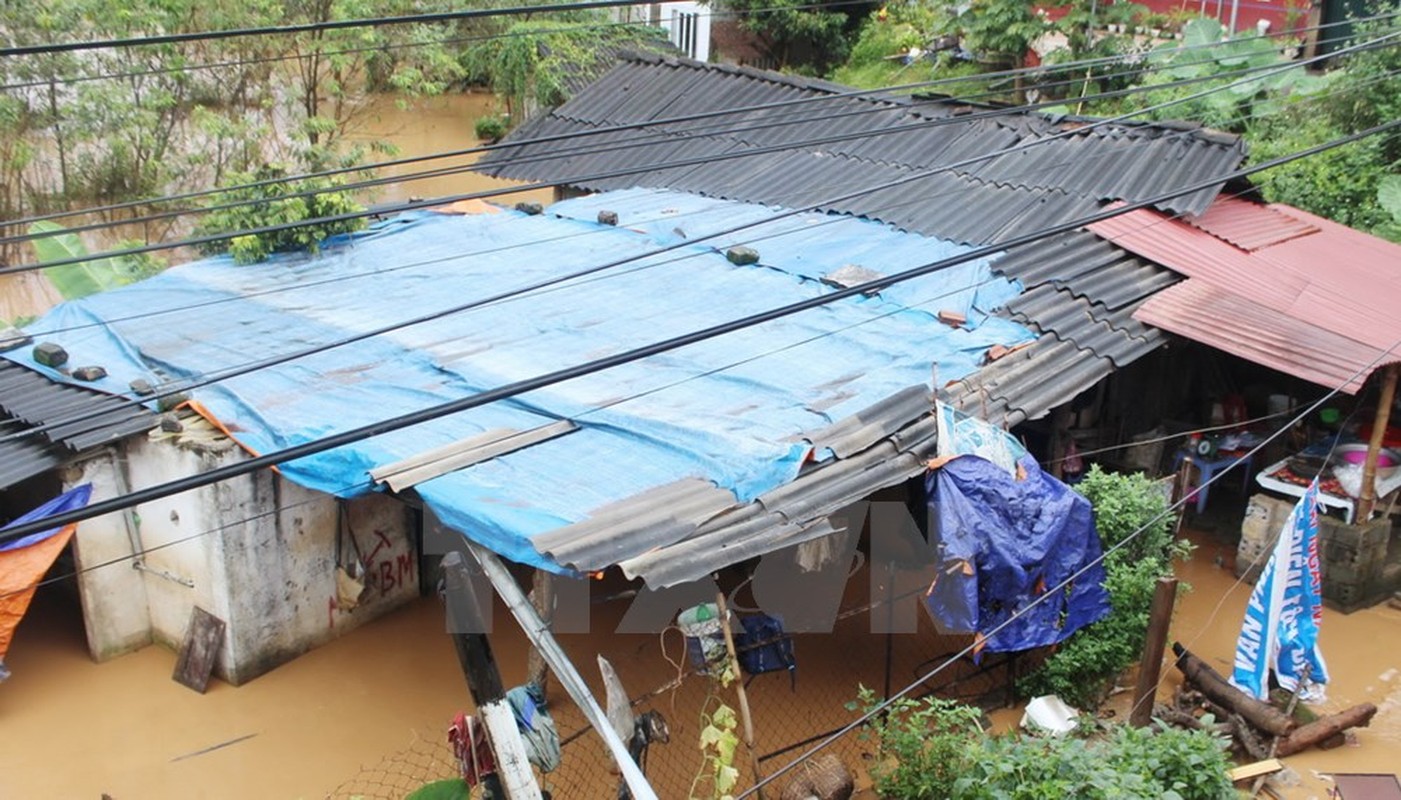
474,114,508,144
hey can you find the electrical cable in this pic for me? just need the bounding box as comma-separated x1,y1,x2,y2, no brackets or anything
11,28,1394,274
8,61,1398,453
11,25,1389,250
0,0,689,57
9,7,1392,238
0,115,1394,546
0,0,868,91
737,334,1401,798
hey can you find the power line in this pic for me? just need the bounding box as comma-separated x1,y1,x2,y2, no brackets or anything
737,332,1401,797
12,29,1390,275
9,53,1397,451
0,0,876,92
0,0,665,57
10,7,1391,238
7,25,1378,249
0,116,1394,546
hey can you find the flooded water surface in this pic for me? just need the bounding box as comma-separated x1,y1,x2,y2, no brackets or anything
3,526,1399,799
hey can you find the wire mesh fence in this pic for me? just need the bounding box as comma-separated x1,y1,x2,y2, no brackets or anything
327,569,1028,799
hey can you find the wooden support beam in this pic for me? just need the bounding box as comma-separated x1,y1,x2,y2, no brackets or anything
716,590,765,795
1129,577,1178,728
1358,363,1399,521
441,553,543,800
1172,643,1295,737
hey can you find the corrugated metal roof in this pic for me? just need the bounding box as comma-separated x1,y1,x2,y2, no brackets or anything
1186,196,1319,251
1095,198,1401,392
0,360,155,489
477,53,1245,224
1136,281,1385,394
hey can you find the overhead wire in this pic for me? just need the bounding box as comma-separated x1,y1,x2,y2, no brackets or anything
737,333,1401,798
0,166,1366,602
0,0,867,92
7,52,1399,452
0,0,668,57
0,113,1395,546
9,48,1392,457
3,25,1377,250
11,28,1397,275
7,7,1395,239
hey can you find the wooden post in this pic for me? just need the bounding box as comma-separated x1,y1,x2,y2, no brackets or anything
526,569,554,695
1130,576,1178,728
441,553,543,800
1358,364,1399,521
716,590,765,796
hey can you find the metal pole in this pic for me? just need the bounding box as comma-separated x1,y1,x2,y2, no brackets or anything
1129,576,1179,728
441,553,543,800
464,541,660,800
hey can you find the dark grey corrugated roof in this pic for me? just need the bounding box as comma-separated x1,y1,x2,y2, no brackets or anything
476,53,1245,223
0,360,155,490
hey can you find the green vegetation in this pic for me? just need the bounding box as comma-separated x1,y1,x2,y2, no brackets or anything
27,221,164,298
723,0,866,74
1017,466,1189,710
194,168,366,264
460,18,669,121
855,687,1235,800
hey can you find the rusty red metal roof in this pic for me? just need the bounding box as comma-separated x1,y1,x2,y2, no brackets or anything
1185,195,1318,251
1090,199,1401,393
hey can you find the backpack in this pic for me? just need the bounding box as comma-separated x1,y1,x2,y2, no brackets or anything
735,614,796,690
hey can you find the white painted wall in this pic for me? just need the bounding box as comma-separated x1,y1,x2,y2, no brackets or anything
658,1,711,61
67,435,418,684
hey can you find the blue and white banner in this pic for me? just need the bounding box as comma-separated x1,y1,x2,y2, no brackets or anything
1230,482,1329,702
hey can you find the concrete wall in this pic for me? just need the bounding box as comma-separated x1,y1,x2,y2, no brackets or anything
67,435,418,684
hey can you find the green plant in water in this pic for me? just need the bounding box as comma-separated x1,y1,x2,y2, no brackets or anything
26,221,166,299
850,685,983,799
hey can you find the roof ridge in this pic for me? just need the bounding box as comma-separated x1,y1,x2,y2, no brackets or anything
621,51,912,107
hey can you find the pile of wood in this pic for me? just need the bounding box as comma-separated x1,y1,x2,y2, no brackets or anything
1163,643,1377,764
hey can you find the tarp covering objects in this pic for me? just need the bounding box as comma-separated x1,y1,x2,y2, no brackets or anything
924,456,1110,653
4,189,1034,573
0,484,92,680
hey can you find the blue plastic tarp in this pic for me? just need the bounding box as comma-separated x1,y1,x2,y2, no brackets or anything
925,456,1109,653
1,484,93,551
5,189,1035,572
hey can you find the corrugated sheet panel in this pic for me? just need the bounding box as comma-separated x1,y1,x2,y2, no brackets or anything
1186,196,1319,250
1135,280,1386,394
478,54,1245,226
0,360,155,488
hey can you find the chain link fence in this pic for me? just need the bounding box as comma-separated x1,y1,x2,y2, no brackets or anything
328,574,1027,799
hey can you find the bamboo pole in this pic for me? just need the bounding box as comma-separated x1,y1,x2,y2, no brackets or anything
1358,364,1399,521
1129,577,1178,727
716,590,765,797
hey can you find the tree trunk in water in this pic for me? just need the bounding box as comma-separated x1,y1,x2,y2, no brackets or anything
1171,643,1295,737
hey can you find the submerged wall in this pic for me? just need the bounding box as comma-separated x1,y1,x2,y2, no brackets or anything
67,433,418,684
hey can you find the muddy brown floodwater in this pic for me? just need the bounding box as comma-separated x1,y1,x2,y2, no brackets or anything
3,525,1397,799
343,92,553,208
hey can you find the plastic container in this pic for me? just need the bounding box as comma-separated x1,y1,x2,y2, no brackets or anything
1020,695,1080,737
677,603,728,674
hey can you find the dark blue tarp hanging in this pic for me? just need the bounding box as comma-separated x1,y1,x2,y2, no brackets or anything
924,455,1110,654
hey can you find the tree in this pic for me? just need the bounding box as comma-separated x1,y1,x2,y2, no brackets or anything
193,167,367,264
724,0,868,73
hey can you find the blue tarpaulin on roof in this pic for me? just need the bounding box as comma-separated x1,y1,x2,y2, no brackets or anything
5,189,1034,572
924,455,1110,653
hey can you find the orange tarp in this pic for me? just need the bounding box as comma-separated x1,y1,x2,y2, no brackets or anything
0,524,76,660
